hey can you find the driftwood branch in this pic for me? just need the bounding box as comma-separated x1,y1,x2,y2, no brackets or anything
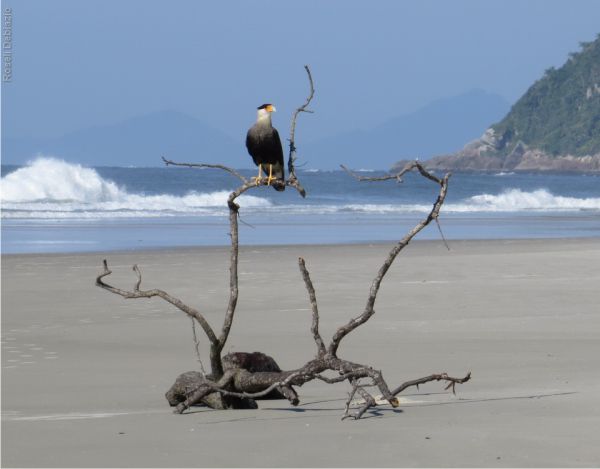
329,162,450,356
96,259,223,374
190,317,207,377
298,257,327,355
96,261,217,345
341,161,444,184
392,371,472,396
340,165,405,183
288,65,315,181
100,66,314,379
161,157,248,183
96,67,471,420
158,68,315,374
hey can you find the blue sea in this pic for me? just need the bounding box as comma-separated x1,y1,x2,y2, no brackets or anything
1,158,600,254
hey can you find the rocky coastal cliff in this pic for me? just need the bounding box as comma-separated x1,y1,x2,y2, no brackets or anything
413,129,600,172
393,34,600,173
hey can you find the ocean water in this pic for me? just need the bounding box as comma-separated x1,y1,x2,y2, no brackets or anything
2,157,600,254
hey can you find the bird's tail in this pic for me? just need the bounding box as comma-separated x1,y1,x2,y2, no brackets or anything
272,166,285,191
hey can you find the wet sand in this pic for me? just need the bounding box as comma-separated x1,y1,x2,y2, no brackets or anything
2,238,600,467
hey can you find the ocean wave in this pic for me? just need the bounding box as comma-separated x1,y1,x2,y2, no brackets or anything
1,157,271,218
2,157,123,203
2,159,599,220
451,188,600,212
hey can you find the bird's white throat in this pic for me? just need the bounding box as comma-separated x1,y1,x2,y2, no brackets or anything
256,108,273,125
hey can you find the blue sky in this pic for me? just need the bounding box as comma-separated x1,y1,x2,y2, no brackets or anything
2,0,600,145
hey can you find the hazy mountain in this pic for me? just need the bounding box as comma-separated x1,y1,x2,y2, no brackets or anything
419,34,600,172
302,89,510,169
2,110,243,167
2,91,510,170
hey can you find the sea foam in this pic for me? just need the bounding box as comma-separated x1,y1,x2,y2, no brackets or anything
456,188,600,212
2,158,599,220
1,157,271,218
1,158,123,203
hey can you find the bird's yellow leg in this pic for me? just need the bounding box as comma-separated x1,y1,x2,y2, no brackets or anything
252,164,263,185
266,164,275,185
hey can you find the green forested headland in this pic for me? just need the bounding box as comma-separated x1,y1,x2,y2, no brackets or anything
399,34,600,172
492,34,600,157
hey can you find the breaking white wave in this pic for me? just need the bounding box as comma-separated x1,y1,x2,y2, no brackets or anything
0,157,271,219
332,188,600,214
2,159,599,220
2,157,123,203
447,188,600,212
304,189,600,214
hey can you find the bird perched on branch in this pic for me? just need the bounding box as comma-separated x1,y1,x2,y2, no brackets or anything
246,103,285,191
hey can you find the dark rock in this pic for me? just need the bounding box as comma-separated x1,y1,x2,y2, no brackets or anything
165,371,259,409
223,351,282,373
165,351,286,408
408,130,600,173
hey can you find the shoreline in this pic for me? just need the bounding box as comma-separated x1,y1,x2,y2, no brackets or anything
3,235,600,258
2,238,600,467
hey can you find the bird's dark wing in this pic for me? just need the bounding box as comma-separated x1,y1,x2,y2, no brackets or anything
270,127,285,168
246,127,263,166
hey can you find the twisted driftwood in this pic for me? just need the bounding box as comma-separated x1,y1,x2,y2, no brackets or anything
95,66,470,419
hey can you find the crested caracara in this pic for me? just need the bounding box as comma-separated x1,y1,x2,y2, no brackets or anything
246,103,285,191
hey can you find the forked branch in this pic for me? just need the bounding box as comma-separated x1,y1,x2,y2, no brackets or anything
97,67,471,421
161,157,249,183
329,162,451,356
298,257,327,355
392,371,472,396
288,65,315,181
96,260,219,346
146,65,313,378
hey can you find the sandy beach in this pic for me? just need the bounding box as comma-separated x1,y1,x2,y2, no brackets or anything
2,238,600,467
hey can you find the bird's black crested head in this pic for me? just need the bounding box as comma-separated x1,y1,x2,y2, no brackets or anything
257,103,276,113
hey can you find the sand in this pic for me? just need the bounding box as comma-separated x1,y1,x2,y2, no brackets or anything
2,238,600,467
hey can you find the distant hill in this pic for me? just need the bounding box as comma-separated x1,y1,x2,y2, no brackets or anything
2,110,243,167
416,34,600,172
3,92,509,170
304,89,510,169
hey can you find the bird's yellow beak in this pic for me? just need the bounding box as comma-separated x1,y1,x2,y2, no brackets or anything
267,104,276,113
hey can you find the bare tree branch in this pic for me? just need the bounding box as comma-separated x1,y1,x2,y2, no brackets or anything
391,371,472,397
190,317,207,378
287,65,315,183
161,156,248,183
340,371,471,419
96,260,221,364
132,264,142,292
298,257,327,355
97,67,472,421
340,165,405,183
329,163,451,356
314,370,372,384
104,66,313,380
174,369,306,414
160,69,316,374
435,218,450,251
350,385,379,420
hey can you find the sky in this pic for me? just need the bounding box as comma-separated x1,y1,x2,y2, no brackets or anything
2,0,600,148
